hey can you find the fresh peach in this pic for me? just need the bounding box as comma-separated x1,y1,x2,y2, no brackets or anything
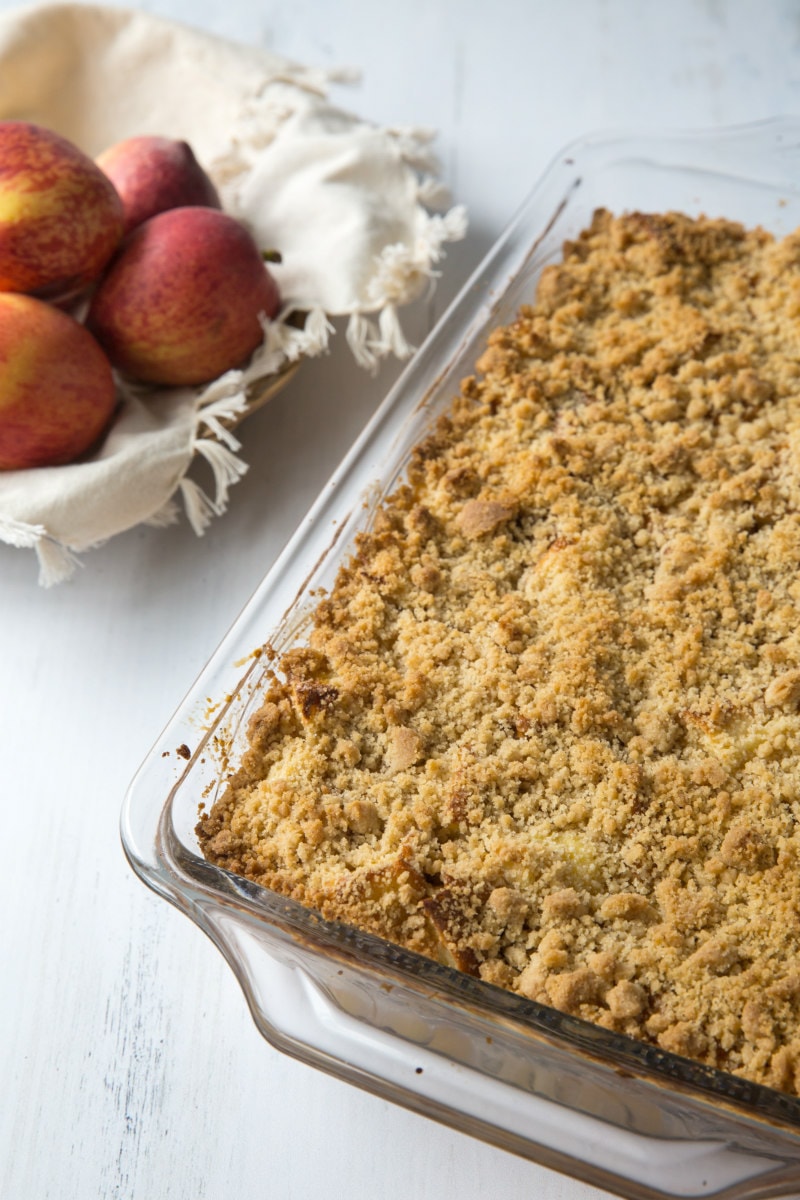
86,207,281,386
96,136,221,234
0,121,124,299
0,293,116,470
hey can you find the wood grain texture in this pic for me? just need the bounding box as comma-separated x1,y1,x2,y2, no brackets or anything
2,3,799,1198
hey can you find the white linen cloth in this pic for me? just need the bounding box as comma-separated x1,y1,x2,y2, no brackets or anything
0,2,466,583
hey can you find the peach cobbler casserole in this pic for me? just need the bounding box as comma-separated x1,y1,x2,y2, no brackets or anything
199,209,800,1094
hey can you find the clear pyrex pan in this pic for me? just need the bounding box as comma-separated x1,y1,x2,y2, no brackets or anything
122,121,800,1200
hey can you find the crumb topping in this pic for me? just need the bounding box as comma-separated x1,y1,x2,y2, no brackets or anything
198,209,800,1094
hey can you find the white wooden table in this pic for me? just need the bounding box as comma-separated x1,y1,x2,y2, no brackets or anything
3,3,799,1197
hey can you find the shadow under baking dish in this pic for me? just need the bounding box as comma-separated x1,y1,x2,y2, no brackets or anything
123,119,800,1200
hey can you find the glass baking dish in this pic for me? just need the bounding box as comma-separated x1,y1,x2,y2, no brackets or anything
122,119,800,1200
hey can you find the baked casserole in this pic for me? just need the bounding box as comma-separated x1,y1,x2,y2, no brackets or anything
198,208,800,1095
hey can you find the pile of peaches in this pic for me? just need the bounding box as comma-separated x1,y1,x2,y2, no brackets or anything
0,121,281,470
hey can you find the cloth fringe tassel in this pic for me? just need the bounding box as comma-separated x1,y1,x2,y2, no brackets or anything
178,476,218,537
345,312,382,371
144,498,180,528
345,306,413,372
347,201,467,373
35,537,82,587
173,309,336,537
177,395,254,536
0,517,82,586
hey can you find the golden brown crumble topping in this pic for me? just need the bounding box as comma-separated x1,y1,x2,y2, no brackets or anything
198,209,800,1094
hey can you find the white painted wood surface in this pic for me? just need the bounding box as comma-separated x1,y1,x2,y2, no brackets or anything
2,3,800,1197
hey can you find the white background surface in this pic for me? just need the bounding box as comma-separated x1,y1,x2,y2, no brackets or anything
3,2,800,1198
